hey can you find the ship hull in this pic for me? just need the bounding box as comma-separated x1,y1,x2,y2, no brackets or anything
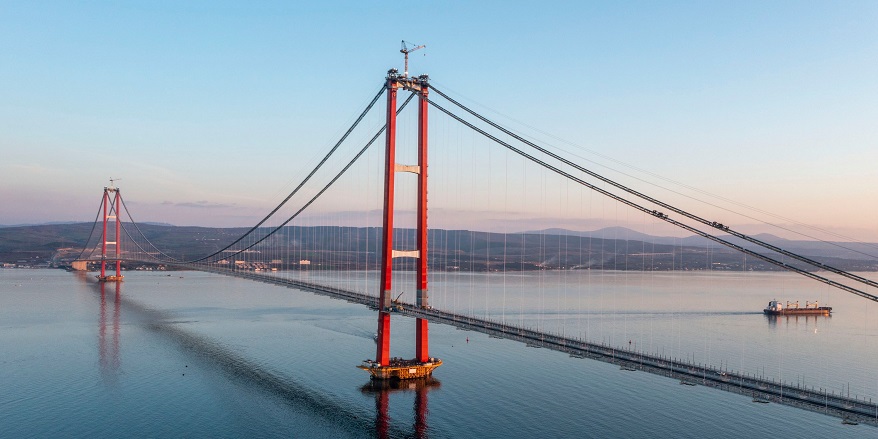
763,308,831,316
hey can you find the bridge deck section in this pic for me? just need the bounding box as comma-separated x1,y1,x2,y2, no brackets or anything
157,265,878,426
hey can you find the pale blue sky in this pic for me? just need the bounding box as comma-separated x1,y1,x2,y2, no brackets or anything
1,1,876,239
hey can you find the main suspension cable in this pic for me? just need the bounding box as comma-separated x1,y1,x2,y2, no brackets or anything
72,194,107,262
117,219,164,263
430,86,878,293
118,191,180,262
428,97,878,303
432,80,878,260
207,92,418,263
190,84,388,263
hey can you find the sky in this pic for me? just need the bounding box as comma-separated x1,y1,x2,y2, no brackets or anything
1,1,876,240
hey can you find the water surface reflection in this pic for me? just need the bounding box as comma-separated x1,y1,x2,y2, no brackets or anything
361,378,440,439
765,313,830,330
98,281,121,385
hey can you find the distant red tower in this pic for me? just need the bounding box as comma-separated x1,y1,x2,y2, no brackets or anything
358,70,441,380
98,182,123,282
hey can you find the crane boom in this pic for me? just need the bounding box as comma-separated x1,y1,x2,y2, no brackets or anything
400,40,425,77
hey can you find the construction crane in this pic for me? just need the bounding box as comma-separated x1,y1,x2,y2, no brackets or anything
400,40,425,77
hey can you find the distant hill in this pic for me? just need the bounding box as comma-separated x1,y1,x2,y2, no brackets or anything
529,227,878,262
2,223,877,272
0,221,83,228
0,221,175,228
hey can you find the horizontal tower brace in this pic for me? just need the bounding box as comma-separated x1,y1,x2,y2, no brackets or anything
394,164,421,174
391,250,420,259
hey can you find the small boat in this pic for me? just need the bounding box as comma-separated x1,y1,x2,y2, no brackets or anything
680,380,697,386
763,299,831,316
842,417,859,425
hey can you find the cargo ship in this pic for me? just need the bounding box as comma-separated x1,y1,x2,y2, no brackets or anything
763,300,831,316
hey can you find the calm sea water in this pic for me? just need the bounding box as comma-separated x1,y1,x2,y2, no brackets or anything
1,269,875,438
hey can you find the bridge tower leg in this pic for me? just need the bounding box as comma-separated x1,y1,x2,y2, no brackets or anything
415,81,430,363
114,188,122,279
98,184,124,282
375,75,397,367
100,188,109,280
360,70,441,380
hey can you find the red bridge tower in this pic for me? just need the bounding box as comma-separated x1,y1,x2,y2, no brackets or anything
97,181,124,282
358,70,441,380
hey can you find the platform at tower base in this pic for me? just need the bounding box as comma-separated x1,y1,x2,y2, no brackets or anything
358,358,442,380
96,275,124,282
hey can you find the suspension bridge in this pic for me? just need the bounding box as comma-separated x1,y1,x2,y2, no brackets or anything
66,69,878,426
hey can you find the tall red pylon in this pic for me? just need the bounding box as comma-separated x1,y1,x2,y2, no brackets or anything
358,69,441,380
98,182,124,282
